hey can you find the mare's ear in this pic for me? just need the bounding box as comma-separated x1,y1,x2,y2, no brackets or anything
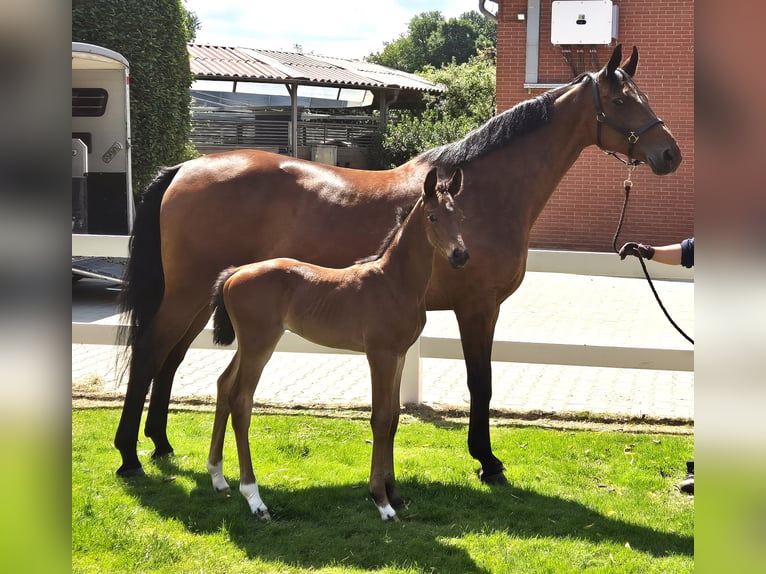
423,167,438,199
621,46,638,78
446,168,463,197
603,43,623,78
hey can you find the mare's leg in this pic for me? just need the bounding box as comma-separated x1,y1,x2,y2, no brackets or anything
230,329,283,521
454,302,507,484
206,352,240,493
113,294,206,477
145,307,211,458
113,332,159,477
367,350,402,520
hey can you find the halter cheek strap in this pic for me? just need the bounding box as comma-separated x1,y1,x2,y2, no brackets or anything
589,73,664,166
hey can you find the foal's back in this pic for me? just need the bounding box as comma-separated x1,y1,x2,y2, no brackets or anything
224,257,394,354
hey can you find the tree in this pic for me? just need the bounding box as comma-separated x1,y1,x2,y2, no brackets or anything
372,53,496,168
368,11,496,73
72,0,195,194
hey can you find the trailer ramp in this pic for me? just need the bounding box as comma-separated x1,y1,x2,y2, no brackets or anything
72,256,126,284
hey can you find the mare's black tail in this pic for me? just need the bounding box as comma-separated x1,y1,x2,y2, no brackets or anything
117,165,182,351
210,266,239,346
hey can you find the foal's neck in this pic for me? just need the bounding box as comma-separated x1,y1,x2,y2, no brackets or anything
376,199,433,296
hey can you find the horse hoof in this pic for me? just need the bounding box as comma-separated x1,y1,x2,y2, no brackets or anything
478,469,508,485
151,448,175,460
116,465,146,478
377,503,398,521
254,508,271,522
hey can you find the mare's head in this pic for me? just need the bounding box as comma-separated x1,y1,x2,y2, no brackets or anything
590,44,682,175
422,167,469,269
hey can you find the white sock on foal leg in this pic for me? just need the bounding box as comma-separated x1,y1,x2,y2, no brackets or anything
206,459,230,492
240,481,271,521
377,503,397,521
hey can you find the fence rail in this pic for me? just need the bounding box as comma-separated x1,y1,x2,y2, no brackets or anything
190,118,378,150
72,234,693,404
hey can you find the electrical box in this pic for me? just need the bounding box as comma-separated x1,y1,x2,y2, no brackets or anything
551,1,618,45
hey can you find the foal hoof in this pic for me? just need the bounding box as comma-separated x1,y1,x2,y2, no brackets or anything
254,508,271,522
478,469,508,485
377,503,398,521
116,464,146,478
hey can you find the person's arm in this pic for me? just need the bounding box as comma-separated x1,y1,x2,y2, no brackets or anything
650,243,682,265
618,241,685,265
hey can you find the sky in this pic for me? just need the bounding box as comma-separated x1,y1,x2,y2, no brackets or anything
183,0,489,60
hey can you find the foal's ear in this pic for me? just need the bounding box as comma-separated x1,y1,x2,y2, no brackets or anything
620,46,639,78
446,168,463,197
604,43,623,78
423,167,438,199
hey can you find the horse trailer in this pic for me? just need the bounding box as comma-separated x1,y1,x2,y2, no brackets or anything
72,42,134,282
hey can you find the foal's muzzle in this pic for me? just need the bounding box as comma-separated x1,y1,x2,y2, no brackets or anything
448,248,470,269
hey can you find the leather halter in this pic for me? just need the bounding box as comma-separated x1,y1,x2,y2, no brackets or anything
588,72,664,166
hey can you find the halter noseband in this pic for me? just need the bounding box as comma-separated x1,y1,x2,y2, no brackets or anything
588,72,664,166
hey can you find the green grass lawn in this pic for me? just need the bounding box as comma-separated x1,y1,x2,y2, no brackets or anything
72,407,693,573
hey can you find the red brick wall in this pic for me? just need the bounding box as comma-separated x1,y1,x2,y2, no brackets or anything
495,0,694,251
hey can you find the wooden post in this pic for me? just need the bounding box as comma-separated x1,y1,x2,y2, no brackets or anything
400,337,422,404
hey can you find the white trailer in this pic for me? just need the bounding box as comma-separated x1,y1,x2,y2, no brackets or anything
72,42,134,282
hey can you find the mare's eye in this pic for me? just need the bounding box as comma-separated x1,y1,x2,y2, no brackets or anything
613,97,624,105
428,214,437,222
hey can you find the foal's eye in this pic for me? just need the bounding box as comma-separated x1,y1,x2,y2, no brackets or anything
428,214,437,222
613,97,625,105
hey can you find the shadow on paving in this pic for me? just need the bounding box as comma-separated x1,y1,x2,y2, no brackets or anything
122,456,692,573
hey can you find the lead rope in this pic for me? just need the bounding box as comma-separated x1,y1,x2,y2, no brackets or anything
612,167,695,345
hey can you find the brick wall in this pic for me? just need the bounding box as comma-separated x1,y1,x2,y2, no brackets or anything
495,0,694,251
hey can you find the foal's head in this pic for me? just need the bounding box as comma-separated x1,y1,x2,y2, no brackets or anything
422,168,469,269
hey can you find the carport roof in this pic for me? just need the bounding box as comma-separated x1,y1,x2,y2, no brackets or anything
188,44,444,95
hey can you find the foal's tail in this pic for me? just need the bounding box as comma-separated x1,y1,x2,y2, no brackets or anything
117,165,182,351
210,266,239,346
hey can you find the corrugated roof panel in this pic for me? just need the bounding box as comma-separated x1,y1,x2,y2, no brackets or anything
188,44,443,93
254,49,378,87
316,56,444,92
188,45,287,80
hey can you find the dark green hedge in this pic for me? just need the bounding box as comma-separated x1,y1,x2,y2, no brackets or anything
72,0,193,194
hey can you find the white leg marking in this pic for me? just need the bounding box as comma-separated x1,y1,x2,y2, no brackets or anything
240,481,271,521
377,503,398,521
206,459,230,492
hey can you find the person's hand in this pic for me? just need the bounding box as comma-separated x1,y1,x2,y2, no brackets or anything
618,242,655,260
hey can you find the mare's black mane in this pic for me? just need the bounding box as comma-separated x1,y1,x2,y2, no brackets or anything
417,78,584,169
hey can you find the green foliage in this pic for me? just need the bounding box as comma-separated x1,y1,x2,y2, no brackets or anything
72,408,694,573
72,0,194,194
373,54,497,168
368,11,496,73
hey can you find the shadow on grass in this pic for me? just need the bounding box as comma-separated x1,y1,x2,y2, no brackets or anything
122,455,692,573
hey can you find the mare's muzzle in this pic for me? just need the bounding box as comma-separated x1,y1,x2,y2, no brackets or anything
448,247,470,269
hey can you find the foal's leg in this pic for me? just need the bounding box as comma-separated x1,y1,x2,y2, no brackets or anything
367,350,402,520
146,307,211,459
383,355,406,509
206,352,240,493
454,303,507,484
230,329,283,521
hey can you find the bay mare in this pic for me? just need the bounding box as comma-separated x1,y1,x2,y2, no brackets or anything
115,45,681,483
207,169,466,521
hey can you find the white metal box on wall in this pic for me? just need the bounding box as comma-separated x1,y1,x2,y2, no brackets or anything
551,1,619,45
